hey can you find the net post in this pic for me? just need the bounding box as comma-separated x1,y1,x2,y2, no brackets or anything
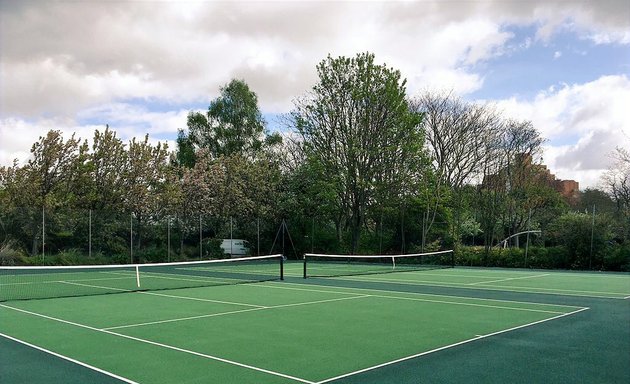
280,255,284,280
135,265,140,288
303,254,307,279
450,250,455,268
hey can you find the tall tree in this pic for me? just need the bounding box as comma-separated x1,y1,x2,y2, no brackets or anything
601,147,630,242
0,130,85,254
85,126,128,210
122,135,171,255
602,147,630,214
292,52,424,253
183,79,281,161
412,91,501,247
414,91,500,188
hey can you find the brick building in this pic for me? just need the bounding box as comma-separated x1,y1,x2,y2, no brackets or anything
483,153,580,203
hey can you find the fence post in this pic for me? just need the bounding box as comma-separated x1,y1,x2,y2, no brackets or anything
42,205,45,262
130,213,133,264
89,209,92,259
589,204,595,270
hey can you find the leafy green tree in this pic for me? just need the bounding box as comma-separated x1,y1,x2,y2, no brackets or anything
1,130,86,255
122,135,171,256
577,188,616,214
84,126,128,210
173,128,196,169
183,79,281,161
547,211,612,269
291,52,424,253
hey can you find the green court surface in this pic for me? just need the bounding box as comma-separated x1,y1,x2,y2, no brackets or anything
299,264,630,299
1,263,629,383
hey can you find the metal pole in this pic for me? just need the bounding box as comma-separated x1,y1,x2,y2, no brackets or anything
589,204,595,270
379,210,383,254
199,214,202,260
312,217,315,253
525,208,531,268
89,209,92,259
230,217,233,256
167,216,171,262
257,217,260,256
130,213,133,263
42,205,45,262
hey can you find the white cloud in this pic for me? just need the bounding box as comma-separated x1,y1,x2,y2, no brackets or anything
554,51,562,59
1,0,629,186
0,106,183,167
5,0,625,120
494,75,630,188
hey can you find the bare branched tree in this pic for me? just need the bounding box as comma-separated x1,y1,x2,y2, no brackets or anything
602,147,630,214
411,91,501,248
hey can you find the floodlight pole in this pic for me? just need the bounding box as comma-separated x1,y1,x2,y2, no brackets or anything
42,205,45,262
89,209,92,259
130,213,133,264
525,208,531,267
589,204,595,270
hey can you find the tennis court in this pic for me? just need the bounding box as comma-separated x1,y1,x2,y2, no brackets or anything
1,256,629,383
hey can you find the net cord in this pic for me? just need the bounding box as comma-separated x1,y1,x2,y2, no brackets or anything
304,250,453,260
302,250,454,279
0,254,284,271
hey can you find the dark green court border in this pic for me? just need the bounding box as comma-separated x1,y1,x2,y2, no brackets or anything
2,275,628,383
0,332,125,384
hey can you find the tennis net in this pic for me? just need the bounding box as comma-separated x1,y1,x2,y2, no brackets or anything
303,250,454,278
0,254,283,302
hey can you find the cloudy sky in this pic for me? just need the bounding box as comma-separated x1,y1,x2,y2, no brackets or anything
1,0,629,188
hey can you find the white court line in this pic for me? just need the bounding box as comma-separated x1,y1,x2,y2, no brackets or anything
296,262,630,279
260,281,585,310
103,295,371,330
62,281,267,308
0,331,140,384
0,276,134,287
103,307,266,330
366,294,566,314
104,270,233,285
62,280,131,292
315,307,590,384
0,304,315,384
328,274,630,299
467,273,551,285
140,291,267,308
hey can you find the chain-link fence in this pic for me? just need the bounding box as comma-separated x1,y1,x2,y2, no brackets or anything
0,205,457,265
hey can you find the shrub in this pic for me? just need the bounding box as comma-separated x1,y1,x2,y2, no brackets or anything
0,241,27,266
603,245,630,272
455,245,571,269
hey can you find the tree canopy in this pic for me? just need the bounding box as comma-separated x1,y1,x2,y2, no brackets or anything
0,52,626,271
